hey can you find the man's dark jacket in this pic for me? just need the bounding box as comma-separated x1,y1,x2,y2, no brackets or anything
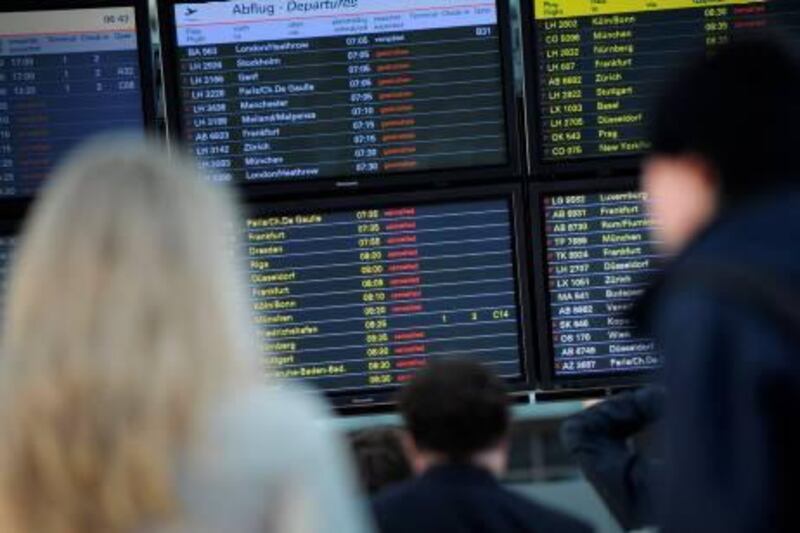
372,464,591,533
644,192,800,533
560,387,663,531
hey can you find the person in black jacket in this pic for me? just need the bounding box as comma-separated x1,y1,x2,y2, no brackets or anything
635,37,800,532
561,387,664,530
372,359,591,533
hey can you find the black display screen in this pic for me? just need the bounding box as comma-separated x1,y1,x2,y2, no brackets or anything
529,0,800,164
244,195,525,396
0,5,148,197
168,0,510,185
541,189,664,379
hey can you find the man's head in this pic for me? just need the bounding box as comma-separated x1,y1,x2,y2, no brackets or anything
350,427,412,495
398,359,510,476
643,38,800,254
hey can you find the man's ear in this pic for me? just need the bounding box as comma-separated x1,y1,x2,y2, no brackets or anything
400,430,427,475
399,430,416,458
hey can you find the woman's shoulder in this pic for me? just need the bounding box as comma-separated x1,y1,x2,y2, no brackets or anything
213,384,329,428
203,383,332,468
172,385,334,530
175,384,373,533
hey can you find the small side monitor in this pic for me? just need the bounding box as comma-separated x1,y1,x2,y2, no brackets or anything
521,0,800,174
0,0,156,198
531,178,665,391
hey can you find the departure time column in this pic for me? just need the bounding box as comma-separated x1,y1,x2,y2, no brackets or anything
344,35,381,175
355,207,395,387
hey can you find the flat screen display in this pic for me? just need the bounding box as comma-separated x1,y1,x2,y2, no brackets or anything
0,5,149,197
167,0,512,185
244,194,526,398
528,0,800,164
541,189,664,380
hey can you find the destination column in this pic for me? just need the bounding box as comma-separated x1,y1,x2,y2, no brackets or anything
588,12,649,156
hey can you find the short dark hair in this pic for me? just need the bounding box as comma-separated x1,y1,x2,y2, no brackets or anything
350,427,412,495
650,37,800,203
398,359,510,460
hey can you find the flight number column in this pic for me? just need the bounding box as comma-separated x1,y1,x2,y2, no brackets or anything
537,16,587,160
180,45,234,182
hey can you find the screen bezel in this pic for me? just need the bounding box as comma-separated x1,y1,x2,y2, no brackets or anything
529,176,661,391
0,0,159,204
241,183,536,412
0,217,22,320
157,0,522,197
519,0,646,178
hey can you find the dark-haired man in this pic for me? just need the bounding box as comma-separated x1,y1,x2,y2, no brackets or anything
639,37,800,532
372,359,591,533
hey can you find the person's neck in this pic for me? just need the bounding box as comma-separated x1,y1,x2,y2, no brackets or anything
416,448,507,478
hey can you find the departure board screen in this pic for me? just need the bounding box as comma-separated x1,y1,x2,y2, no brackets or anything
542,190,664,379
244,197,524,395
530,0,800,163
170,0,510,184
0,7,147,197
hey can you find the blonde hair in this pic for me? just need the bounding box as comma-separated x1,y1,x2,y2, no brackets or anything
0,138,257,533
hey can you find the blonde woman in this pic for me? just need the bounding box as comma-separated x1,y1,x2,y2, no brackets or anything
0,139,371,533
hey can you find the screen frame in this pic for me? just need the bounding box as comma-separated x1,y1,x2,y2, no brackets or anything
241,183,536,412
0,0,159,204
157,0,522,197
0,219,20,245
519,0,647,178
530,176,661,392
0,217,22,320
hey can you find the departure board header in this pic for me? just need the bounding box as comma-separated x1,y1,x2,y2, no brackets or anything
242,191,529,404
534,184,665,388
534,0,762,19
0,8,138,58
175,0,498,45
0,7,136,40
526,0,799,166
162,0,513,188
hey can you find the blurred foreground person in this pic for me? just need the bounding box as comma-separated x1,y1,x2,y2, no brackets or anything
640,38,800,532
0,139,371,533
373,359,590,533
350,427,413,495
